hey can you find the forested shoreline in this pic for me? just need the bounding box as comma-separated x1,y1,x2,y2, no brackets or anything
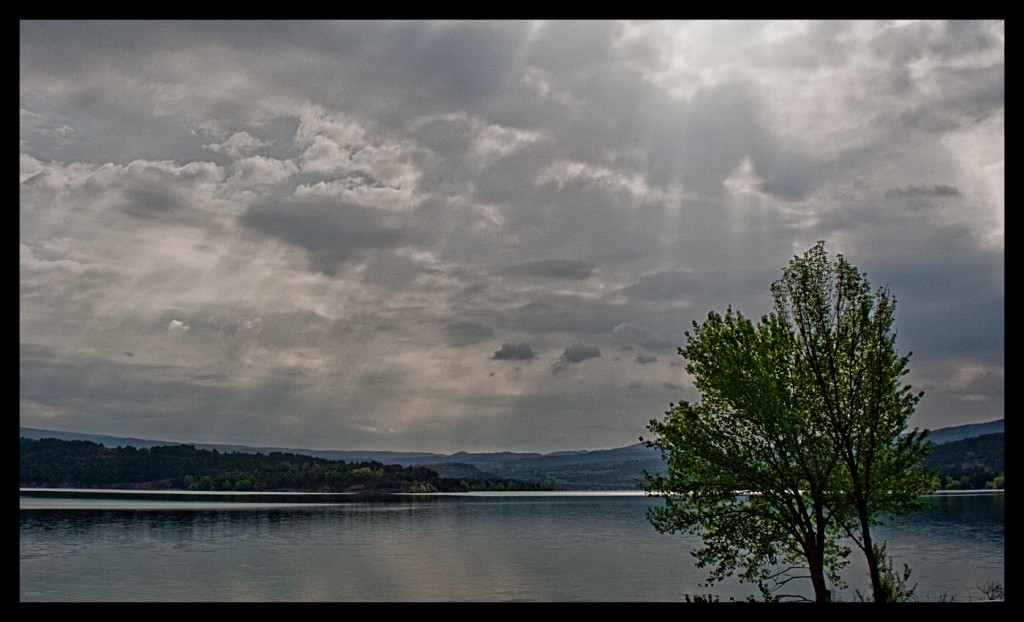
20,432,1004,494
19,437,552,493
923,432,1004,490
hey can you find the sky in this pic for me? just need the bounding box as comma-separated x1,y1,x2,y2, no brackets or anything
20,20,1004,454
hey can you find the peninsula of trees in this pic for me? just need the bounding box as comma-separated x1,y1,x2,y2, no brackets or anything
19,437,552,493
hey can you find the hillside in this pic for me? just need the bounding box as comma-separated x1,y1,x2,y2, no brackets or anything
19,437,551,493
20,419,1004,491
923,432,1005,490
921,419,1003,444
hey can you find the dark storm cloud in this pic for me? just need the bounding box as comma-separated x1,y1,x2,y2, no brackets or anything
636,355,658,365
20,21,161,72
240,197,407,275
752,149,828,203
937,64,1004,116
859,237,1003,360
871,20,1001,64
396,21,529,105
559,343,601,364
887,64,1004,133
614,271,699,302
118,184,189,219
505,293,628,335
498,260,596,280
493,343,535,361
411,115,476,158
444,320,496,347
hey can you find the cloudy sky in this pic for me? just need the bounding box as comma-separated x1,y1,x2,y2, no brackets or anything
20,20,1003,454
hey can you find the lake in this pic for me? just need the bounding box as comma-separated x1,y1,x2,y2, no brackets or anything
19,489,1004,603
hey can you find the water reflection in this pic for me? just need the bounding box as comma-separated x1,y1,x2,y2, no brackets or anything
20,491,1003,602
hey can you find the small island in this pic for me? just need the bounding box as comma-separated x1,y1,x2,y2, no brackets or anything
19,437,552,494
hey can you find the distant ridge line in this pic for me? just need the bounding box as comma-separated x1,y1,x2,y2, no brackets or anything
20,418,1003,491
19,417,1003,458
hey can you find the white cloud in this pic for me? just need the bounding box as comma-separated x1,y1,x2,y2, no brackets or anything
19,20,1003,452
226,156,298,193
204,131,271,158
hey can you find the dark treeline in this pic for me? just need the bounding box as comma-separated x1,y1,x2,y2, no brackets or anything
19,432,1004,493
923,432,1004,490
19,437,552,493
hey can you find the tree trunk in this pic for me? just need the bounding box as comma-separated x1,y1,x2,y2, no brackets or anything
860,511,886,602
805,539,832,603
808,561,832,602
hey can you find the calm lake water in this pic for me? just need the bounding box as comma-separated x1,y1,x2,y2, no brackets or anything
20,489,1004,603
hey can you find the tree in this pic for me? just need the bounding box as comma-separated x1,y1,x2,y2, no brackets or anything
643,308,851,602
643,241,935,602
770,241,935,602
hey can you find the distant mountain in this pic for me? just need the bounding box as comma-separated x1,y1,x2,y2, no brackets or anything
922,432,1004,489
919,419,1003,445
17,426,666,490
19,437,551,493
20,418,1004,491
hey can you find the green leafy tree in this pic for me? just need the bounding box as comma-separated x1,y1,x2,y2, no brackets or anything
985,473,1004,490
644,241,935,602
644,308,850,602
770,241,935,602
944,474,969,490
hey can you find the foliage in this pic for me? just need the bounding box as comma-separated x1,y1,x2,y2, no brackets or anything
943,474,971,490
644,307,851,603
924,432,1004,490
768,241,936,602
643,241,936,603
853,543,917,602
19,437,552,493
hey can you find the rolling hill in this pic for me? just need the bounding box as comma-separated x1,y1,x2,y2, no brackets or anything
20,418,1004,491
